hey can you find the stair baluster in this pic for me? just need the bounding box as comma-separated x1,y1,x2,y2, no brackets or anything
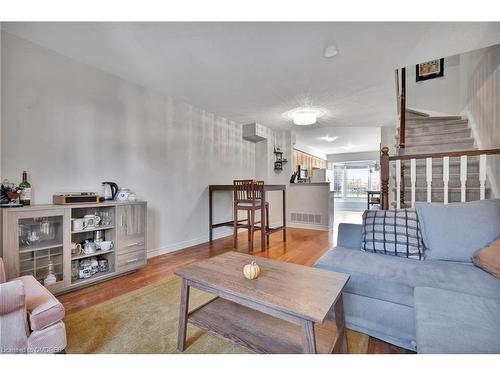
460,156,467,202
479,154,486,200
443,156,449,204
426,157,432,203
410,159,416,208
396,159,401,209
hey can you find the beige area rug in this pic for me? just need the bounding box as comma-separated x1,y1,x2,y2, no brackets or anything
65,277,368,354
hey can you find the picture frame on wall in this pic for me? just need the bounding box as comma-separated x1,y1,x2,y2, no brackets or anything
416,58,444,82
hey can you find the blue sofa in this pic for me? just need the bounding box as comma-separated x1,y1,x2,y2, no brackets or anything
314,223,500,353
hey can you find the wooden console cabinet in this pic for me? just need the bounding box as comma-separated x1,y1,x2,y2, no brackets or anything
0,201,147,295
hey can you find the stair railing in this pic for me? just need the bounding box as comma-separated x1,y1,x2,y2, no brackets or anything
395,68,407,208
395,69,400,115
398,67,406,150
380,147,500,209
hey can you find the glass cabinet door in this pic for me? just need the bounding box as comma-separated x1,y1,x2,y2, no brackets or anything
15,209,68,291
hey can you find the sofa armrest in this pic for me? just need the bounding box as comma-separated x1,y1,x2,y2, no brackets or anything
0,279,26,315
337,223,363,250
16,276,65,331
0,279,29,353
0,257,6,284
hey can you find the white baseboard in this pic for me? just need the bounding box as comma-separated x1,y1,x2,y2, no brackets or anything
147,227,234,258
268,220,283,229
287,222,329,231
147,222,323,259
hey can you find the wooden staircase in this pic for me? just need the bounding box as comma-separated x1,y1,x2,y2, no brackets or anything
398,111,474,154
380,68,499,210
393,109,488,205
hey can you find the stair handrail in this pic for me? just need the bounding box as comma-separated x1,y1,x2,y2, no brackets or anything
398,67,406,150
395,69,400,115
380,147,500,210
388,148,500,161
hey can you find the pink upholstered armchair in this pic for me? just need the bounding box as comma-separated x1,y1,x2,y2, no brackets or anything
0,258,67,354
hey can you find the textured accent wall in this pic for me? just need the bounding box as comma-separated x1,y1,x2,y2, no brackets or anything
1,32,256,255
461,45,500,198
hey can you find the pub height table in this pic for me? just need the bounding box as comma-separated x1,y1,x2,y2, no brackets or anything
208,184,287,252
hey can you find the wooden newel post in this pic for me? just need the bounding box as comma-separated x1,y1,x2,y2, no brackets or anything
380,146,390,210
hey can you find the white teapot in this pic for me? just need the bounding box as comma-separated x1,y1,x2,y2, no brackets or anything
115,188,131,201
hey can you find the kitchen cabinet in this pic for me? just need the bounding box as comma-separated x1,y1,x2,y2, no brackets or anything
1,201,147,294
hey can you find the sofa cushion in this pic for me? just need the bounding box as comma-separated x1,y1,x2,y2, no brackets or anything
472,236,500,278
315,247,416,306
362,209,424,259
314,247,500,307
337,223,363,250
17,275,65,331
415,201,500,262
414,287,500,353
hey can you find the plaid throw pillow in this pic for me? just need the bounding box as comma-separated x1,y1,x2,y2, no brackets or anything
362,209,424,260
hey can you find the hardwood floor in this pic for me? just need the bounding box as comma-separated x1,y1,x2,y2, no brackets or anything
59,227,409,354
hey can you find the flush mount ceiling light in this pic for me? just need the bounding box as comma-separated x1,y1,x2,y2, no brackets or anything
320,135,338,142
287,107,326,126
342,145,355,151
324,44,338,58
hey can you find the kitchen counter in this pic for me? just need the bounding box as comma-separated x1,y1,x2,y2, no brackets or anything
287,183,333,231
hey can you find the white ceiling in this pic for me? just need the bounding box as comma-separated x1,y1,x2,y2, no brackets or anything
295,126,381,156
3,22,500,153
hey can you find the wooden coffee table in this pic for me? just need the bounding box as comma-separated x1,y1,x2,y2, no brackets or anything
175,251,350,354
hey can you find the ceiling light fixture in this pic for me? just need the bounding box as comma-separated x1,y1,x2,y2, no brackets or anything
320,135,338,142
288,107,325,126
324,44,338,58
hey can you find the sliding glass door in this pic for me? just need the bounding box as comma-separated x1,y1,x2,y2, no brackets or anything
331,161,380,200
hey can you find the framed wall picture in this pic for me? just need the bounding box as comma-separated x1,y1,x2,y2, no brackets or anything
416,58,444,82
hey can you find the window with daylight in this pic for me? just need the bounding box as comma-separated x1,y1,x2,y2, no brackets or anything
330,161,380,199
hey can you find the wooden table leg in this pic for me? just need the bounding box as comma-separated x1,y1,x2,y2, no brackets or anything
209,187,213,242
302,320,317,354
249,207,255,253
177,278,190,351
260,188,266,251
334,294,347,354
282,188,287,242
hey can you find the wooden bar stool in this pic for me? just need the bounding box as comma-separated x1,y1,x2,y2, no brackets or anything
254,180,270,246
233,180,270,251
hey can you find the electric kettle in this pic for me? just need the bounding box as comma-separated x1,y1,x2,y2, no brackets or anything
101,182,118,201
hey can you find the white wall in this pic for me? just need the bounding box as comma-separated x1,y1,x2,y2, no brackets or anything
327,150,380,164
1,32,260,256
459,44,500,198
380,126,397,156
0,26,2,181
406,54,461,116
